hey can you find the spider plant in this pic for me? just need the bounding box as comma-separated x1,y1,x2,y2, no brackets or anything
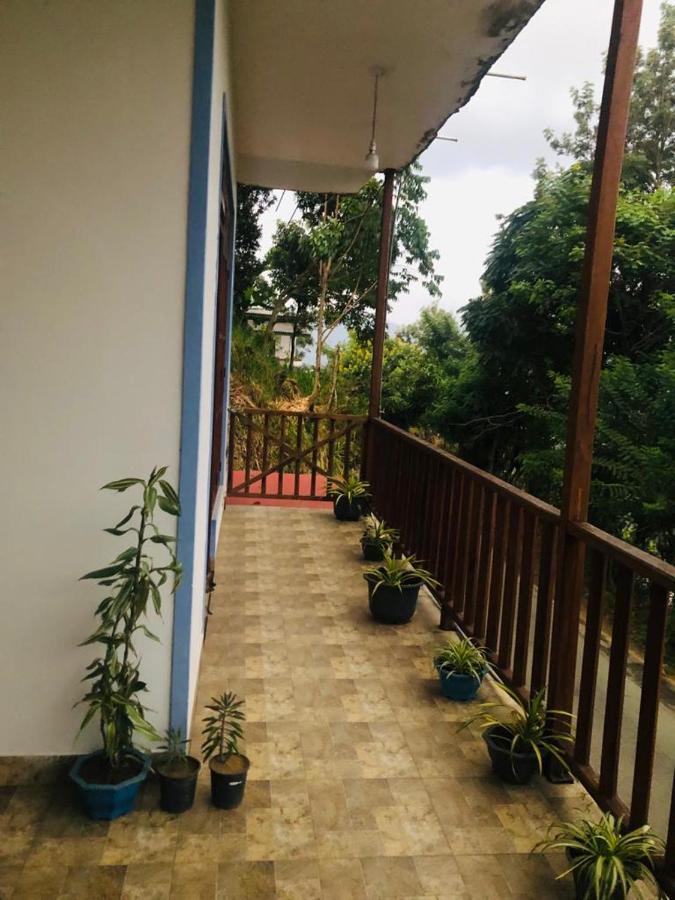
364,551,440,595
327,474,370,510
460,682,574,776
361,515,399,548
533,813,665,899
434,638,491,679
201,691,246,764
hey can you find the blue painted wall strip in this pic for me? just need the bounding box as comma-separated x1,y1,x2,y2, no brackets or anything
170,0,216,735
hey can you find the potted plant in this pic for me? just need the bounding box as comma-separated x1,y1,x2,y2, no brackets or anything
533,813,665,899
460,683,573,785
363,552,439,624
360,515,399,561
433,638,491,702
202,691,249,810
155,727,201,814
327,474,370,521
70,467,181,820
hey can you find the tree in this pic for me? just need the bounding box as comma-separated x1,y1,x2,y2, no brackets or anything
257,164,442,401
233,185,273,319
542,2,675,190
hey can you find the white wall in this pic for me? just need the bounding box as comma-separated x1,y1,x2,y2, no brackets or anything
0,1,195,754
185,0,236,727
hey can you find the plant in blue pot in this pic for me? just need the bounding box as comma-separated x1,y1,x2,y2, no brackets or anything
433,638,491,702
70,467,181,820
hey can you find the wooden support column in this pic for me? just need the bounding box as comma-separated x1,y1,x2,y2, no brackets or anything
548,0,643,717
368,168,396,419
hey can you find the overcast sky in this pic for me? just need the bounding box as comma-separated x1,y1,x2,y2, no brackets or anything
260,0,662,331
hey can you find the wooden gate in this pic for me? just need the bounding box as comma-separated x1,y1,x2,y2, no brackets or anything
227,408,366,501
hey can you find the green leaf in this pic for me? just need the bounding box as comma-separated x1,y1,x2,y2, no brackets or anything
157,495,179,516
149,534,175,544
80,564,124,581
101,478,144,492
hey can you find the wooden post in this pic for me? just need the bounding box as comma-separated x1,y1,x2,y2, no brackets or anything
368,169,396,419
548,0,643,718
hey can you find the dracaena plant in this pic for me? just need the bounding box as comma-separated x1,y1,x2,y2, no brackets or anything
201,692,245,763
77,467,182,772
327,474,370,509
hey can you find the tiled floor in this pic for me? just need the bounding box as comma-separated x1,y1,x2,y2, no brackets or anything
1,505,602,899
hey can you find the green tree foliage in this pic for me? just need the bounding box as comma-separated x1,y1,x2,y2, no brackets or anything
233,185,273,319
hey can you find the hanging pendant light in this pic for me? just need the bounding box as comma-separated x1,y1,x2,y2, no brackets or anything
365,68,383,172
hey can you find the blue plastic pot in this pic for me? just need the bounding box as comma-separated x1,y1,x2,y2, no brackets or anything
436,666,485,701
69,750,150,820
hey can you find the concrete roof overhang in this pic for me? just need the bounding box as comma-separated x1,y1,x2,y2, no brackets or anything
229,0,544,193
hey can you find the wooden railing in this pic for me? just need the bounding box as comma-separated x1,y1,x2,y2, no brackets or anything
367,417,675,889
227,408,366,501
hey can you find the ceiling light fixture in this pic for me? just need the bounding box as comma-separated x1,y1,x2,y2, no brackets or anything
365,67,385,172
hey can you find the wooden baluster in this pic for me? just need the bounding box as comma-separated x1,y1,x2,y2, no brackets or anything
485,496,509,657
512,510,537,689
464,484,485,634
472,490,496,644
574,549,607,767
455,479,475,621
429,459,445,579
343,422,352,478
665,772,675,887
448,476,468,606
441,469,464,630
629,583,669,828
599,563,633,802
327,417,336,481
498,503,523,673
530,522,557,694
294,413,302,498
310,417,319,498
261,411,270,497
277,414,286,497
244,412,253,497
227,411,236,492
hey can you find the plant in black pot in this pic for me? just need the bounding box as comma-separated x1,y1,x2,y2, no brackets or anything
70,467,182,820
460,682,573,785
360,515,399,562
202,691,249,810
364,552,439,625
327,474,370,521
155,728,201,814
533,813,665,899
433,638,491,702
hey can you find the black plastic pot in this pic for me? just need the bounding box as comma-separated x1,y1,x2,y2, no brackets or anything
333,496,363,521
157,756,201,813
566,849,625,900
483,725,541,785
364,574,421,624
209,754,250,809
361,538,388,561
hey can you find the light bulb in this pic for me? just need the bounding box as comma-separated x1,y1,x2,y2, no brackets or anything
365,140,380,172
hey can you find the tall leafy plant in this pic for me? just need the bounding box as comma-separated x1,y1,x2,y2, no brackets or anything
77,467,181,772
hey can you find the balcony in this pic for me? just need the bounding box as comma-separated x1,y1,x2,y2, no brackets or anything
227,408,675,896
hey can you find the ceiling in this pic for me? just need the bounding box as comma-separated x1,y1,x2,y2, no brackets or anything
229,0,544,192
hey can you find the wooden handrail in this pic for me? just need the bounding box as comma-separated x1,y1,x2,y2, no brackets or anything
230,406,366,422
568,520,675,591
370,418,561,523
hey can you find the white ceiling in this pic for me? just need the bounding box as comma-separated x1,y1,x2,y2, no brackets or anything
229,0,545,192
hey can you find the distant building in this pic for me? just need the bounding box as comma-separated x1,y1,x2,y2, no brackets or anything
246,305,310,366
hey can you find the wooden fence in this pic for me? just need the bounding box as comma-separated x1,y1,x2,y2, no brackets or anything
227,408,366,501
366,417,675,890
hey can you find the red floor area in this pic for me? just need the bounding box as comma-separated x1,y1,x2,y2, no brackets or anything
227,470,332,508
